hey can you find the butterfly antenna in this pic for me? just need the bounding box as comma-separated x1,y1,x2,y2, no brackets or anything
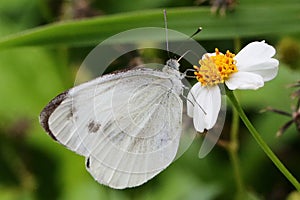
190,27,202,39
177,50,191,62
171,27,203,56
163,9,170,58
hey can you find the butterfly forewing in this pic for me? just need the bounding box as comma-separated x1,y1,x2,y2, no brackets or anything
39,68,183,189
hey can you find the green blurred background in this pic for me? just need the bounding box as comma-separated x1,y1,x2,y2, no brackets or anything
0,0,300,199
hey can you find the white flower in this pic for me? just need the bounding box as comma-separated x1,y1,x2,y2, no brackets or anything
187,41,279,132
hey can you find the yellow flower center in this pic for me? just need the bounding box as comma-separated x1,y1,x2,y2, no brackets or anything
194,48,238,86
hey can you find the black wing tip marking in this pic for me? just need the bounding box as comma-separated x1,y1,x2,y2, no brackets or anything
39,90,69,141
86,157,90,169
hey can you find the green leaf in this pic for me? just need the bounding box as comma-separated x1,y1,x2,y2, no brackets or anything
0,4,299,49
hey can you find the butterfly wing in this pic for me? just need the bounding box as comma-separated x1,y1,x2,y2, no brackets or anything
39,68,183,189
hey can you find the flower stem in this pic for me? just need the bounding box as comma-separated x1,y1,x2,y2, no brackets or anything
228,37,246,196
226,89,300,191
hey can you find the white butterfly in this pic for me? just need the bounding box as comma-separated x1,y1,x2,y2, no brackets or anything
38,20,228,188
39,57,191,189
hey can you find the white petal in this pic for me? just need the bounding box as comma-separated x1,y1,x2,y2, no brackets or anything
235,41,276,70
239,58,279,81
187,82,202,118
225,71,264,90
187,83,221,132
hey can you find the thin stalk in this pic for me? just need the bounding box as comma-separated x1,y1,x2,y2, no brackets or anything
228,37,246,196
226,89,300,191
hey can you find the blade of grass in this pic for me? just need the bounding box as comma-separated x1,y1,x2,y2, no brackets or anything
0,4,299,49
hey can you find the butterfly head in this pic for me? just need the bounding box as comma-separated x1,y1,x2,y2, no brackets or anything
166,59,180,70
